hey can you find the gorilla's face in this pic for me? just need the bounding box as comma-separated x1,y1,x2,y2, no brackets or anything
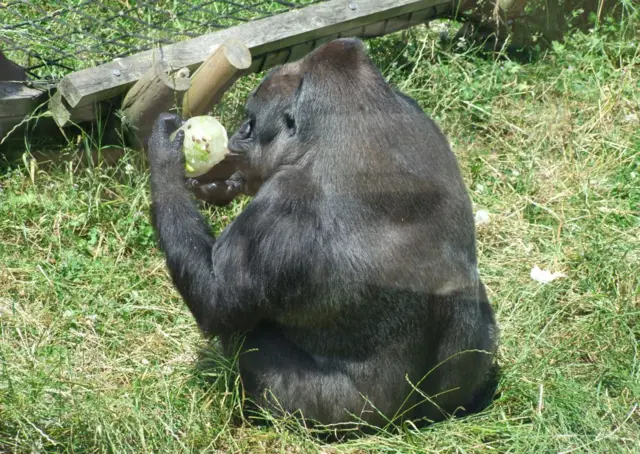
228,38,390,193
227,64,304,184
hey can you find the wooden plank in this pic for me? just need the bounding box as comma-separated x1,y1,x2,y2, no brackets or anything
0,116,27,143
0,83,47,117
1,99,96,147
0,82,49,140
57,0,459,110
247,8,440,79
0,115,68,149
395,8,436,32
287,41,319,64
256,49,290,74
121,62,191,151
181,38,252,118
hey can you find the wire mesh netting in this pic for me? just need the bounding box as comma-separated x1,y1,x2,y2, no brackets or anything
0,0,326,82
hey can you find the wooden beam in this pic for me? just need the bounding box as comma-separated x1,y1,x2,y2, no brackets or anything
56,0,458,111
182,38,252,118
0,82,48,140
121,62,191,151
0,83,46,117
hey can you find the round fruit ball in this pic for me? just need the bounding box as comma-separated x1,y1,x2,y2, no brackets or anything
170,115,229,178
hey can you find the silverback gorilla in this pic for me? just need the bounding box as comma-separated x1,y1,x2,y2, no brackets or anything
147,38,498,430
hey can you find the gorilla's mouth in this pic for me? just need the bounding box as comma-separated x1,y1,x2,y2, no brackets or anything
224,149,246,160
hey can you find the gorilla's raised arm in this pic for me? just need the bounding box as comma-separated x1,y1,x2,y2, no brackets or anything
147,114,314,337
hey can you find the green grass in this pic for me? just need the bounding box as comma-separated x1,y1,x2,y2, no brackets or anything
1,8,639,454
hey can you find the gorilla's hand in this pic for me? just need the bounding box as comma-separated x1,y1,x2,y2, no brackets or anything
148,113,185,178
186,172,247,206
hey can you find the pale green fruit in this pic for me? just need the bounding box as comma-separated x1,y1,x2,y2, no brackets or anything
170,115,229,177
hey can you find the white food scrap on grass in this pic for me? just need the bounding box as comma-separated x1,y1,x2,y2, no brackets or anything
530,265,567,284
475,209,490,225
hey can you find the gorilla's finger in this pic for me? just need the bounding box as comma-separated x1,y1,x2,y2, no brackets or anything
185,178,199,190
192,181,224,199
171,129,185,148
225,178,244,194
153,112,184,136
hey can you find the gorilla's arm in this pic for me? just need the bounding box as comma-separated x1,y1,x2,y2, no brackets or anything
147,113,272,337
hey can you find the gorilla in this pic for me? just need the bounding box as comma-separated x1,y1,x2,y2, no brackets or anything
147,38,498,431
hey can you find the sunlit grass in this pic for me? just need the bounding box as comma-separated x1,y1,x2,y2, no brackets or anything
1,8,639,454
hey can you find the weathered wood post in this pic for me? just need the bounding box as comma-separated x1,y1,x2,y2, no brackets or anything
121,61,191,151
182,38,252,119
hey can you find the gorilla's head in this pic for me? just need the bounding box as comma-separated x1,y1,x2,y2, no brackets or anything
227,38,400,188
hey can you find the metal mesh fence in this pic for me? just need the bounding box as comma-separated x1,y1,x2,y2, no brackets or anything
0,0,326,82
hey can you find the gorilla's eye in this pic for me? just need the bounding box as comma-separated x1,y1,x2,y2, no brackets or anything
240,118,254,137
284,112,296,132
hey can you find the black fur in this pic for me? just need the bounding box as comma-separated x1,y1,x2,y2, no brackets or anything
147,38,499,431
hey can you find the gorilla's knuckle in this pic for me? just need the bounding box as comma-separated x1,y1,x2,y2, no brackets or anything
158,112,178,121
154,112,182,132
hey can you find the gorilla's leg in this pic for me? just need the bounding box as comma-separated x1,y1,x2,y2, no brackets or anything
420,288,498,419
233,325,377,428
